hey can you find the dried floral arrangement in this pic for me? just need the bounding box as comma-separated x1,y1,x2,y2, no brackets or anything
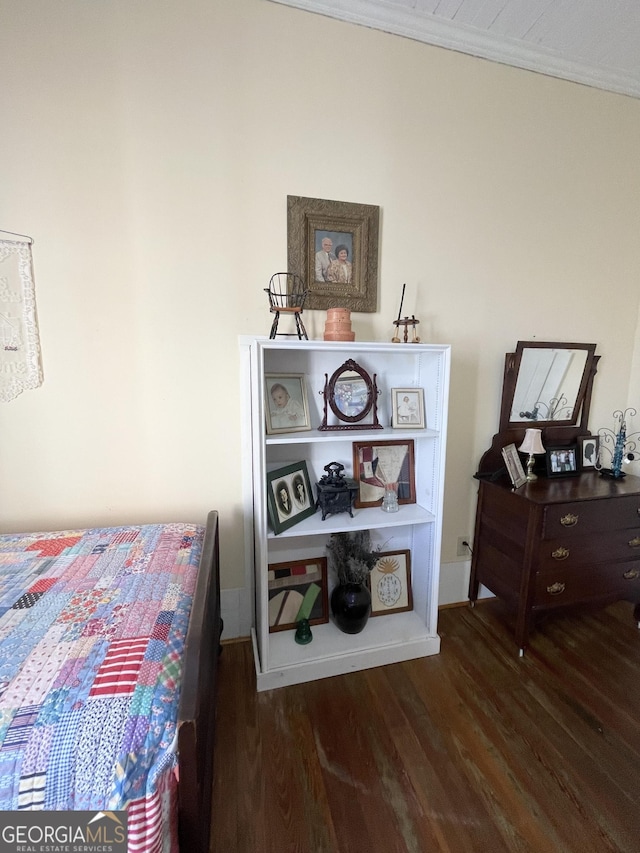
326,530,382,586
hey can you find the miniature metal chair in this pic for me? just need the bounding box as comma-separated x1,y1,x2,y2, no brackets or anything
264,272,308,340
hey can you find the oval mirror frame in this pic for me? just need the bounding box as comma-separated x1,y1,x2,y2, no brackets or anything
318,359,382,431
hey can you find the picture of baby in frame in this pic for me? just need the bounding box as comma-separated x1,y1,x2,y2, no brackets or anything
264,373,311,434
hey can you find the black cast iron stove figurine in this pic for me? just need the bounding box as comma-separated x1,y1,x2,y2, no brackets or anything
315,462,358,521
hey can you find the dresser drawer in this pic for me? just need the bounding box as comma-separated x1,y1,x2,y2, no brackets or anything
534,559,640,608
537,528,640,570
542,495,640,539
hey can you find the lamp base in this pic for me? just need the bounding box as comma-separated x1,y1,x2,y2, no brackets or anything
525,454,537,481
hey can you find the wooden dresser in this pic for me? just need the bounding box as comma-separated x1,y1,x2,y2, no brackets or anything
469,471,640,652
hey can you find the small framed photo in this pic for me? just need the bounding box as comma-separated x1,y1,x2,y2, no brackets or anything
352,440,416,508
578,434,599,470
266,461,316,534
268,557,329,632
501,443,527,489
391,388,426,429
369,550,413,616
264,373,311,435
546,445,579,478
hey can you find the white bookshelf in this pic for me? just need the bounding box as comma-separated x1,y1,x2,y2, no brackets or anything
240,337,450,691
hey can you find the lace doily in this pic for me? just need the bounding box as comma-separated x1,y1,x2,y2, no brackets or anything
0,240,43,402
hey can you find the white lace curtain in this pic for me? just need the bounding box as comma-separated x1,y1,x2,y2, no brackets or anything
0,239,43,402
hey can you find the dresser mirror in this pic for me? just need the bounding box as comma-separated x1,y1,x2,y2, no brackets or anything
478,341,599,476
318,358,382,431
499,341,597,432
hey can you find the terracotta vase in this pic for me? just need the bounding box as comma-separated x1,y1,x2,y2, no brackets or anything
324,308,355,342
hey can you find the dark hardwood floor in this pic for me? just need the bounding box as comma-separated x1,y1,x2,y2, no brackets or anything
211,600,640,852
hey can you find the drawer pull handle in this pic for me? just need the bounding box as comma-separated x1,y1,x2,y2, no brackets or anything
628,537,640,548
547,582,566,595
560,513,578,527
623,569,640,580
551,547,570,561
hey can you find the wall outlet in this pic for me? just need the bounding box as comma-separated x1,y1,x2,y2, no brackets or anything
456,536,470,557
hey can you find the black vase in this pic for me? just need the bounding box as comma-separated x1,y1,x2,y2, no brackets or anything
330,582,371,634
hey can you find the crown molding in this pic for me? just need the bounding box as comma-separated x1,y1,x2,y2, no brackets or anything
267,0,640,100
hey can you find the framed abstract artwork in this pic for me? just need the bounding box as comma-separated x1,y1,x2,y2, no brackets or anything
268,557,329,632
352,440,416,508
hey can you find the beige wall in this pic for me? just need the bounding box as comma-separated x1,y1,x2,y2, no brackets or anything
2,0,640,614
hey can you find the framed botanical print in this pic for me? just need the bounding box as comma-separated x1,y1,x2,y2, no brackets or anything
369,550,413,616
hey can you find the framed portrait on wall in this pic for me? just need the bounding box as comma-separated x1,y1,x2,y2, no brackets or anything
287,195,379,313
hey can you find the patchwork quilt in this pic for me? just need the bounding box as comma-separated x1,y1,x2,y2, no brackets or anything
0,522,204,853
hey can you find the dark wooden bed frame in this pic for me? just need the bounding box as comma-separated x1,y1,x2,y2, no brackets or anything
177,510,222,853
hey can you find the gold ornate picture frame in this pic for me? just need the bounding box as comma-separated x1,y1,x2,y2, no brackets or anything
287,195,379,313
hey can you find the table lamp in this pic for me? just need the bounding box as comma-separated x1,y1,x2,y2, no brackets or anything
518,428,545,481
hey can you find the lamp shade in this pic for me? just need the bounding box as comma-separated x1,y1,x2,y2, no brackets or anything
518,428,545,455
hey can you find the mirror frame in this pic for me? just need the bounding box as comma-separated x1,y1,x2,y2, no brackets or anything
499,341,598,433
318,359,382,431
476,341,599,478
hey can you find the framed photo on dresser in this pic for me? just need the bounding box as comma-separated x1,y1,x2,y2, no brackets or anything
546,445,579,478
578,435,599,470
501,443,527,489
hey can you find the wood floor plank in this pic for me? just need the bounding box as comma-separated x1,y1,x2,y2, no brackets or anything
440,607,632,851
211,602,640,852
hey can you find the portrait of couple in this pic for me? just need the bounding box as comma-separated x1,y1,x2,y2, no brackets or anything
274,474,307,518
314,231,354,285
287,195,379,313
266,461,316,534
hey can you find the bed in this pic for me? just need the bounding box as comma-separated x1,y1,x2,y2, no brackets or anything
0,510,221,853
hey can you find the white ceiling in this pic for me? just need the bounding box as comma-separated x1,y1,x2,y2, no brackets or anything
268,0,640,100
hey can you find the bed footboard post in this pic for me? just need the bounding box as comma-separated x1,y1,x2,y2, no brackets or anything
177,511,222,853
